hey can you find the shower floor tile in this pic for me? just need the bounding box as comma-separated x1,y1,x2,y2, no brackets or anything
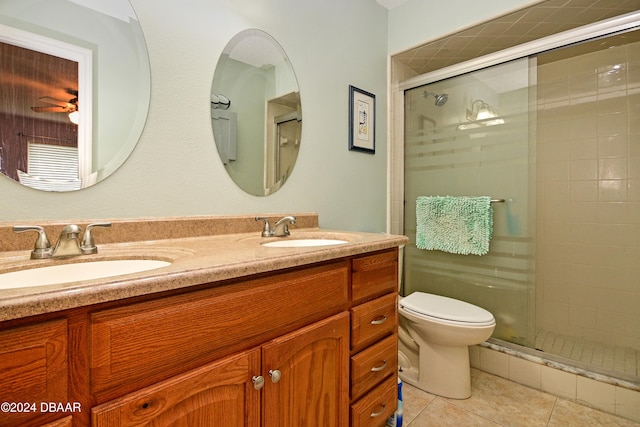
535,330,639,378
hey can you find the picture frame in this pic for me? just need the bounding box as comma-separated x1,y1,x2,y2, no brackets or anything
348,85,375,154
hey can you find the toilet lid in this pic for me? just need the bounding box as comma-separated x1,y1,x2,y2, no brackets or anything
400,292,494,324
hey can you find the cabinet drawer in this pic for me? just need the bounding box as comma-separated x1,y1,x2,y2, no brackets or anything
350,374,397,427
0,319,68,427
90,261,348,398
350,293,397,352
351,249,398,305
350,334,397,401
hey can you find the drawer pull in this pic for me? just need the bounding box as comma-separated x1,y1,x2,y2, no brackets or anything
370,314,387,325
370,403,386,418
370,360,387,372
252,375,265,390
269,369,282,383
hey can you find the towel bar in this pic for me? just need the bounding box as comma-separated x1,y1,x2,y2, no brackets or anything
490,199,505,203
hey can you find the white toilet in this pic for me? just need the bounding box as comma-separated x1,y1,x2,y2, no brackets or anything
398,292,495,399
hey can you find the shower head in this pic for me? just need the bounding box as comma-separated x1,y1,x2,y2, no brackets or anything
424,91,448,106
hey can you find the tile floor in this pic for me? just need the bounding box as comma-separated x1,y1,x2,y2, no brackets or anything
403,369,640,426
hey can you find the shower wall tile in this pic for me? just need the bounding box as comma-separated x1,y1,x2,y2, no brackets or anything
597,111,628,136
570,116,598,139
577,376,616,414
597,202,628,223
597,96,627,115
630,157,640,180
616,386,640,422
478,346,509,379
570,202,598,223
628,180,640,201
571,138,598,160
629,225,640,247
569,73,596,97
570,180,598,201
543,160,569,180
541,364,577,400
543,221,570,242
598,134,628,158
544,181,570,201
598,179,627,201
509,356,542,390
570,159,598,180
629,203,640,223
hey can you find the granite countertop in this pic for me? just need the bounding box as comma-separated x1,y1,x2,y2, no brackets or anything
0,227,408,322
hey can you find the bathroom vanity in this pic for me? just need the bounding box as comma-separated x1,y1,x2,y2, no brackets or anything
0,215,407,427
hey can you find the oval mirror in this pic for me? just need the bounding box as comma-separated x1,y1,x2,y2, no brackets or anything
0,0,150,191
211,29,301,196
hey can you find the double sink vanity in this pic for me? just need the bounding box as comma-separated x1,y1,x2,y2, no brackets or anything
0,214,408,427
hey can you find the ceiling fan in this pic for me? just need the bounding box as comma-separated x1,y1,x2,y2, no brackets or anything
31,88,79,124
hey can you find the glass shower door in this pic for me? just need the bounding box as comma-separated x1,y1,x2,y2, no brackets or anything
403,58,536,347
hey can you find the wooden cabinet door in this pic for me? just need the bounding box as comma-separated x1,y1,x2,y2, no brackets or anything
262,312,349,427
39,416,73,427
0,319,68,427
92,348,261,427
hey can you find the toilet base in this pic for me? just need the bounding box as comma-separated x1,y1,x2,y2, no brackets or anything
398,336,472,399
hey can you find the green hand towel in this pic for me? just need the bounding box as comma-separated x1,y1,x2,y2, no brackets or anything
416,196,493,256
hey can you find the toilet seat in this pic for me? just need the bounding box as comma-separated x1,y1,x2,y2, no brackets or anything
400,292,495,326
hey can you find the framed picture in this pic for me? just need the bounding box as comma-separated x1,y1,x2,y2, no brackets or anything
348,85,375,154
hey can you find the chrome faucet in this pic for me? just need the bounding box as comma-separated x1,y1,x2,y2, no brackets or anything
13,223,111,259
51,224,84,258
255,216,297,237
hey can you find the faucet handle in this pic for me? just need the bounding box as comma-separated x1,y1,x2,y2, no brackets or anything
13,225,52,259
255,217,273,237
80,222,112,254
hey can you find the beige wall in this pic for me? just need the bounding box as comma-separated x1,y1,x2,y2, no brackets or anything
536,40,640,352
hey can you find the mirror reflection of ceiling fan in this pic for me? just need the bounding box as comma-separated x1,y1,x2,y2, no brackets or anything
31,88,79,124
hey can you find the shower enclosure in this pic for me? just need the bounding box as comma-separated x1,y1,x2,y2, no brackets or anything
403,57,536,347
401,28,640,383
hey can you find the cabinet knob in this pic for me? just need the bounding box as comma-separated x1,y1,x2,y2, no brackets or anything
370,403,386,418
268,369,282,383
252,375,265,390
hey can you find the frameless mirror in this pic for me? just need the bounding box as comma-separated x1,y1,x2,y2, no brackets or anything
211,29,301,196
0,0,150,191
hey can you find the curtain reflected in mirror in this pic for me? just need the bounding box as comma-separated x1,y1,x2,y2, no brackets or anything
0,41,83,191
0,0,151,192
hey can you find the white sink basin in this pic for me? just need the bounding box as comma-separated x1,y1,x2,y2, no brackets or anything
262,239,349,248
0,259,171,290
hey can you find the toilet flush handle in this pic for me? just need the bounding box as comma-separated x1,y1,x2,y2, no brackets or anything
370,314,387,325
